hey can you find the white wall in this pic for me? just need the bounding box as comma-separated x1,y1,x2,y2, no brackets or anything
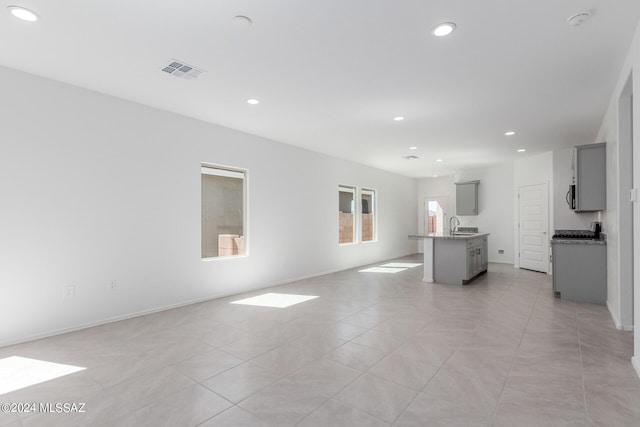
552,148,599,230
417,162,515,264
597,18,640,341
596,18,640,375
423,153,568,271
596,121,625,329
457,164,515,264
596,62,635,333
0,66,419,346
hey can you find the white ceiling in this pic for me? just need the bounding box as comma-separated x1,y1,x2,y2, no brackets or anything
2,1,639,178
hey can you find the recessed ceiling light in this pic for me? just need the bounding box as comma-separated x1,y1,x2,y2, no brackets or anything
433,174,439,178
517,148,526,152
505,131,516,136
432,22,456,37
409,146,417,150
247,98,259,105
393,116,405,121
7,6,39,21
436,158,443,162
233,15,253,27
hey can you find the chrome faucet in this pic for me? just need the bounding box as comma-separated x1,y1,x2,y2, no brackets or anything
449,216,460,235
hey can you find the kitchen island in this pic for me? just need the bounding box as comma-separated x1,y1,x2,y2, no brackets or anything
409,232,489,285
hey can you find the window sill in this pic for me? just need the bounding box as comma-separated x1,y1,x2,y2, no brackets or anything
202,254,249,261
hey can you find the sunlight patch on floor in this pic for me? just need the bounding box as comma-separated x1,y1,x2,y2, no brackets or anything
380,262,423,268
231,293,318,308
358,267,408,274
0,356,86,395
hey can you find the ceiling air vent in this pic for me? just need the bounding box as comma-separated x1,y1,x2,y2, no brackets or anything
402,155,419,160
161,59,205,80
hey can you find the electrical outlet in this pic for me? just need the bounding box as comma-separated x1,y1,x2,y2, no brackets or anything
63,285,75,299
110,280,117,291
498,249,504,254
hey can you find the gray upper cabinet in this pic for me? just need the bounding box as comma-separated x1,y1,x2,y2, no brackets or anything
574,143,606,212
455,181,479,215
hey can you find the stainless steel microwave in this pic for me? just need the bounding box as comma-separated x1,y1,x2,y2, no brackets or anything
566,184,576,210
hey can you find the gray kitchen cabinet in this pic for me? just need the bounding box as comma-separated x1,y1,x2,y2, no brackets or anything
469,236,486,277
467,247,477,279
434,239,467,285
551,241,606,304
481,236,488,270
455,181,479,215
467,238,482,278
574,143,606,212
435,234,488,285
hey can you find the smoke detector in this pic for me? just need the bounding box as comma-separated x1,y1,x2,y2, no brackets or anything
567,12,591,27
161,60,205,80
233,15,252,27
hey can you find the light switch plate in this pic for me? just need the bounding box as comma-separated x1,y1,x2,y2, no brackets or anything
631,188,638,202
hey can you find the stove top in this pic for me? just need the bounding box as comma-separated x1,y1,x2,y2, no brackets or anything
552,229,597,239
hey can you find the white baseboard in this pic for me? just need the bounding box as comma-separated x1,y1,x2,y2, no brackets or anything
606,300,634,331
1,252,417,348
1,279,333,348
632,356,640,379
607,300,623,329
1,293,233,348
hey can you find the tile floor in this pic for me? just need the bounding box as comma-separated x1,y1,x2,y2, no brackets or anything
1,255,639,426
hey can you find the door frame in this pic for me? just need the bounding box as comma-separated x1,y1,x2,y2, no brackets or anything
423,196,448,235
618,72,634,330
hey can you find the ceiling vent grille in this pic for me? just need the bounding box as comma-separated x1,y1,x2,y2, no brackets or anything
402,155,419,160
161,59,205,80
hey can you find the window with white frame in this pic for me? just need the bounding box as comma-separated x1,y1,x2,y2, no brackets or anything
338,186,356,244
361,188,376,242
201,164,247,259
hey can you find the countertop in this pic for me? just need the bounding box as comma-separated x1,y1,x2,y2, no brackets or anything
408,232,490,240
551,237,606,245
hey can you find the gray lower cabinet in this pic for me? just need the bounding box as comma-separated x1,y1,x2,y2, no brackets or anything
467,247,476,279
551,241,606,304
467,243,481,279
435,236,488,285
467,236,487,278
481,236,488,271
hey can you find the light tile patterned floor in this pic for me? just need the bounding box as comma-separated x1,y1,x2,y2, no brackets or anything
1,255,639,426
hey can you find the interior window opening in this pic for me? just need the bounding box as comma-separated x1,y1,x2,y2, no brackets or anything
201,164,247,259
361,189,376,242
338,186,356,244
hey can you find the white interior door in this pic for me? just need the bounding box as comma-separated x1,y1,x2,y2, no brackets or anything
519,183,549,273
